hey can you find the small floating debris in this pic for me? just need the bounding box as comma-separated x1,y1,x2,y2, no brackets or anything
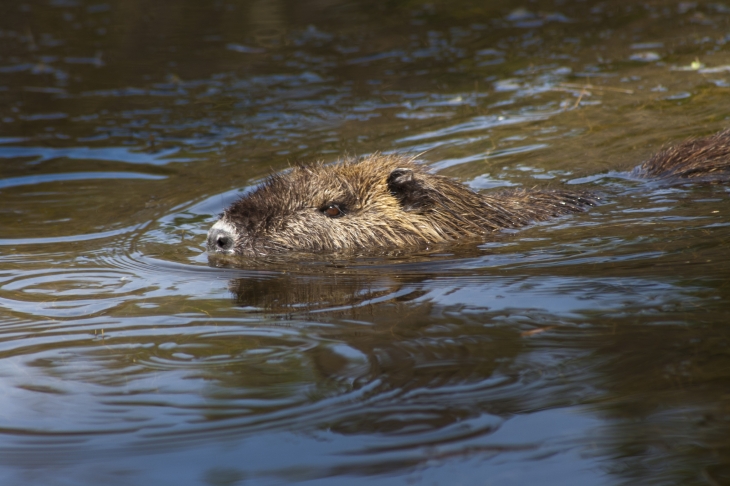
556,83,634,94
671,58,705,71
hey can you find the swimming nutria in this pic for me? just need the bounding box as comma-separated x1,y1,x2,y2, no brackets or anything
208,129,730,257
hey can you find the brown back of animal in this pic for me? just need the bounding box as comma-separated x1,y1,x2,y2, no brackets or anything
208,129,730,257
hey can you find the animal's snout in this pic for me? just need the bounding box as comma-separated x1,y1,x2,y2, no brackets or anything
213,232,233,250
207,221,237,253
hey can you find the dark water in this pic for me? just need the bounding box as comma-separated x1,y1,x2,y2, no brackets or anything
2,0,730,484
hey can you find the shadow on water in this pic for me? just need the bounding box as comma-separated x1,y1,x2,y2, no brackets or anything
1,0,730,484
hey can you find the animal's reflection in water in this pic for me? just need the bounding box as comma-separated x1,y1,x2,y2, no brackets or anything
221,267,531,434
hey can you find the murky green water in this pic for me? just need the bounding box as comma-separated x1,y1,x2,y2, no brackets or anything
2,0,730,484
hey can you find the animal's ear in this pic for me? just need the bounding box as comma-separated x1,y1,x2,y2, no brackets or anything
387,168,414,190
387,167,433,210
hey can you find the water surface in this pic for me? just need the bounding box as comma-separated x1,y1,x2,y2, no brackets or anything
1,1,730,484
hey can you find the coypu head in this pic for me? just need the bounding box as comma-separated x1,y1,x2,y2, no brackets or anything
207,154,595,257
207,154,500,257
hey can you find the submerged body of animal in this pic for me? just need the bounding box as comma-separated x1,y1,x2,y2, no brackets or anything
207,130,730,257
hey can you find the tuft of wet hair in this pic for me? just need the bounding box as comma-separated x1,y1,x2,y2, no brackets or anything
632,129,730,182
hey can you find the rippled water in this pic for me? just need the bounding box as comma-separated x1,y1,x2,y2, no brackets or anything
2,1,730,484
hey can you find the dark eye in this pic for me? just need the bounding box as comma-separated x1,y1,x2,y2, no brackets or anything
321,204,345,218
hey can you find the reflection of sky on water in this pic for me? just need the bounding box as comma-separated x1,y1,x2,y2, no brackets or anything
0,409,606,485
0,146,186,164
420,277,692,317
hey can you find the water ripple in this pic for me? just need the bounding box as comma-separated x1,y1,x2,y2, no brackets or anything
0,172,166,189
0,146,188,164
0,223,148,246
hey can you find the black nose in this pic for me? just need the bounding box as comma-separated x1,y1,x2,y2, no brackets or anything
208,227,235,252
216,235,232,249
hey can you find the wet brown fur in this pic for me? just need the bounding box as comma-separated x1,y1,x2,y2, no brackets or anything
631,129,730,181
210,129,730,257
